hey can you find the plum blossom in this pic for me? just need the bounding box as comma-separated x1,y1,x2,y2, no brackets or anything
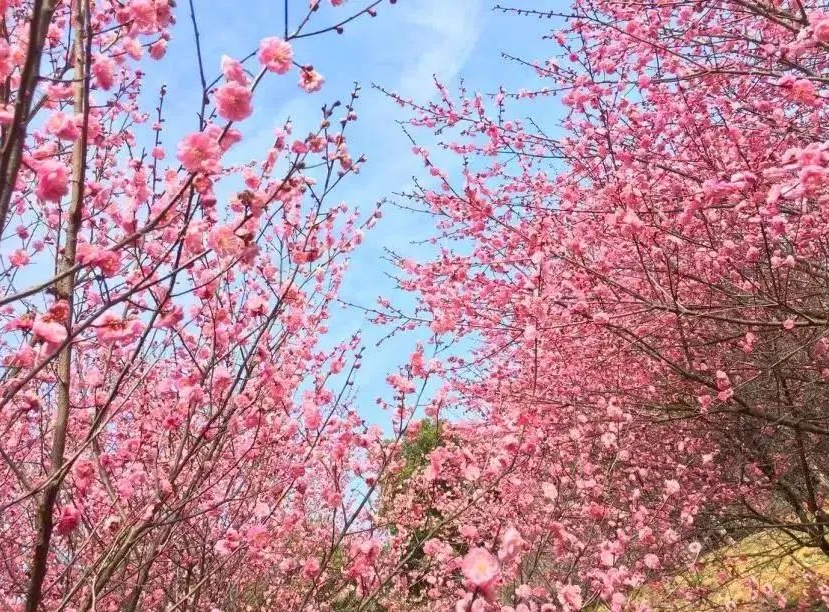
45,112,80,141
461,547,499,588
643,553,660,569
9,249,29,267
33,316,67,346
214,82,253,122
91,54,115,90
498,526,524,562
93,311,141,345
35,160,69,202
299,67,325,93
208,225,244,259
557,584,583,612
55,505,82,536
221,55,248,84
177,131,222,174
76,242,120,277
812,12,829,43
258,37,293,74
665,479,681,496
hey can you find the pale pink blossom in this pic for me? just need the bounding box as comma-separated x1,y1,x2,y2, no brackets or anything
76,242,121,277
9,249,29,267
94,311,141,345
214,538,239,556
498,526,523,562
461,547,499,587
149,39,167,59
33,317,67,345
258,37,293,74
44,112,80,141
214,82,253,122
302,557,321,578
688,541,702,555
55,505,82,535
208,225,244,258
221,55,248,84
35,160,69,202
92,54,115,90
177,131,222,174
299,67,324,93
557,584,583,612
812,13,829,42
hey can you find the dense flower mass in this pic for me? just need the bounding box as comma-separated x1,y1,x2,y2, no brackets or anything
3,0,829,611
0,1,391,612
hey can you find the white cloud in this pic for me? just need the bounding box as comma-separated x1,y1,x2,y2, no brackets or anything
396,0,484,97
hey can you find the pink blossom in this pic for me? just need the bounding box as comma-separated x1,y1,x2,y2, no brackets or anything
461,547,499,588
92,54,115,90
33,316,67,345
258,37,293,74
9,249,29,267
643,553,660,569
76,242,121,277
214,538,239,556
208,225,244,258
221,55,248,84
299,67,325,93
55,505,82,536
688,541,702,555
557,584,583,612
422,538,444,556
35,160,69,202
94,311,141,345
44,112,80,141
214,82,253,122
498,526,523,562
177,131,222,174
812,14,829,42
149,39,167,59
541,481,558,501
302,557,321,578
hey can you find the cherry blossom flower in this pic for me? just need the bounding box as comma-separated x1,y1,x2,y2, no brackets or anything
91,54,115,90
258,37,293,74
35,160,69,202
299,67,325,93
33,316,67,346
55,506,81,536
221,55,248,84
461,547,499,588
214,82,253,122
177,131,222,174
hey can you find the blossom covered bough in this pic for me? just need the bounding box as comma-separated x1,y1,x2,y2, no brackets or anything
374,0,829,610
0,0,420,611
5,0,829,611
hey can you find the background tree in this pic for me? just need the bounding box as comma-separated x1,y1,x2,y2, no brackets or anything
378,0,829,609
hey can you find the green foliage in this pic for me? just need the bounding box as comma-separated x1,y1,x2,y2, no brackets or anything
381,419,443,531
399,419,442,484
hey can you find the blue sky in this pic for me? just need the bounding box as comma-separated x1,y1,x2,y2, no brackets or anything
145,0,556,424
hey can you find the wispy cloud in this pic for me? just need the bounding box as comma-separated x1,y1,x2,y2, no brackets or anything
396,0,485,97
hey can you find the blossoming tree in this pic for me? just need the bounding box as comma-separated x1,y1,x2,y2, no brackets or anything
378,0,829,609
0,1,414,611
